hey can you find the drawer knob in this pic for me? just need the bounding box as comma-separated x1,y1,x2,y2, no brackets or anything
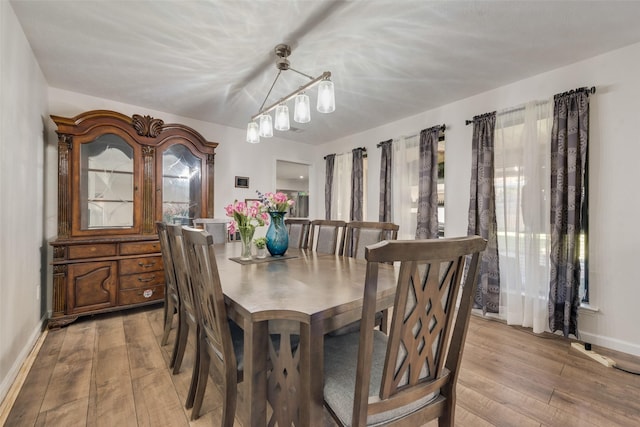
142,289,153,298
138,276,155,283
138,261,156,268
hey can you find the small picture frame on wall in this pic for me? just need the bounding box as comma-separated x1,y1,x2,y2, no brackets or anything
235,176,249,188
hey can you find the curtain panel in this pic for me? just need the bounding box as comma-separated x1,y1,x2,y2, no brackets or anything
467,112,500,313
331,152,352,221
392,135,420,240
325,154,335,220
350,148,365,221
549,89,589,337
378,140,393,222
416,126,441,239
495,101,552,333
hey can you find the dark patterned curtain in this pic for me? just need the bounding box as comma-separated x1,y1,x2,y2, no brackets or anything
467,113,500,313
350,148,365,221
325,154,335,220
378,140,392,222
416,126,441,239
549,89,589,337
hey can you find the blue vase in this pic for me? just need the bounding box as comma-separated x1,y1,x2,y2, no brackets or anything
266,211,288,256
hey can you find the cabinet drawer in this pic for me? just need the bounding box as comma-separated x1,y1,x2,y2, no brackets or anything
119,256,163,275
120,241,161,255
119,284,165,305
120,271,164,290
68,244,117,260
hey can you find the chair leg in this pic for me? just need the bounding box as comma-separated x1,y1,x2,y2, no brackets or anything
221,365,238,427
161,298,176,346
191,339,210,421
171,313,189,373
185,326,201,409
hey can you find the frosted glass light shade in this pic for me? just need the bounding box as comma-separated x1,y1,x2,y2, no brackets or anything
259,114,273,137
294,93,311,123
246,122,260,144
274,104,290,131
316,79,335,113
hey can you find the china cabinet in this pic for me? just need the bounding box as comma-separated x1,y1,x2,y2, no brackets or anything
49,110,217,328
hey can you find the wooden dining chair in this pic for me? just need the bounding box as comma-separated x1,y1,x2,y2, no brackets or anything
156,222,180,347
323,236,487,427
340,221,399,259
182,227,244,424
166,224,200,410
285,218,310,249
308,219,346,254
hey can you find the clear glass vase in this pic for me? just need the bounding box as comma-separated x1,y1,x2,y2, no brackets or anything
238,225,255,260
266,211,288,256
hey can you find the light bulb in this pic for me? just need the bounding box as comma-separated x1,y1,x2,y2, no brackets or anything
294,93,311,123
317,79,335,113
246,122,260,143
274,104,290,131
258,114,273,137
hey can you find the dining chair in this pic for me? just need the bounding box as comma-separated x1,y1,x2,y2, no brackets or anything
323,236,487,427
182,227,244,424
340,221,399,259
285,218,310,249
166,224,200,410
156,222,180,347
308,219,346,254
192,218,228,244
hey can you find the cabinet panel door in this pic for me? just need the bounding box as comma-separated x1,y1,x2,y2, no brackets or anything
67,261,117,314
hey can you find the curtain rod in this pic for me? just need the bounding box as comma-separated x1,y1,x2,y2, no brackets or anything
376,124,446,147
464,86,596,125
323,146,366,160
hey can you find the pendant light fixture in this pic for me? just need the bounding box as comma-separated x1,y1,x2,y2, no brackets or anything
246,44,335,143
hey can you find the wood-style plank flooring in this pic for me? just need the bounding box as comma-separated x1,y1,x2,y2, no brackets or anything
5,306,640,426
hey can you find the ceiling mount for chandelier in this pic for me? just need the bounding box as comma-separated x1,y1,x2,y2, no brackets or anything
246,43,335,143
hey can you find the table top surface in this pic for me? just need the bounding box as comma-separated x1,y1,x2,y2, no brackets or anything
213,243,398,324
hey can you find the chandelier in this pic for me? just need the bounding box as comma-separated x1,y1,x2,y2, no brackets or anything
246,44,335,143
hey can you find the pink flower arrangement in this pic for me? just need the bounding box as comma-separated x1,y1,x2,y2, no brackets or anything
224,199,269,234
257,191,295,212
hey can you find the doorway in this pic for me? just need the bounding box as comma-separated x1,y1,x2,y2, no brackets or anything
276,160,310,218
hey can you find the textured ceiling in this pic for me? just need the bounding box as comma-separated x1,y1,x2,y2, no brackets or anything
10,0,640,145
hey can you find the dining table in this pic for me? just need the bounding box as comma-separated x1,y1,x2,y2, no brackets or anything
212,243,399,427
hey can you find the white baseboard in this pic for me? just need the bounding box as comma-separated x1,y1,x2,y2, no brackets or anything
578,330,640,358
0,317,47,424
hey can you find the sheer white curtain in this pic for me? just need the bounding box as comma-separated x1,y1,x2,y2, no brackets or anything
392,135,419,240
331,151,352,221
495,100,552,333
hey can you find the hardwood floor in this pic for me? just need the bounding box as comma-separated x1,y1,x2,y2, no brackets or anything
5,306,640,426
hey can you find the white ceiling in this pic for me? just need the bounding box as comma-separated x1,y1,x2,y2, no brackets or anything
10,0,640,145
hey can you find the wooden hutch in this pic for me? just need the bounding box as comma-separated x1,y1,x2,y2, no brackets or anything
49,110,217,328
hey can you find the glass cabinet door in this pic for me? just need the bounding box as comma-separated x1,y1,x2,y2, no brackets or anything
161,144,202,225
80,134,134,229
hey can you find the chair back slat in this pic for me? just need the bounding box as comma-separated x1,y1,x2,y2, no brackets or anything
285,218,310,249
156,222,178,299
166,224,198,319
342,221,399,259
308,220,346,254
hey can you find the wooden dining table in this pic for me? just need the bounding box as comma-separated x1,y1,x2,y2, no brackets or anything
212,243,398,427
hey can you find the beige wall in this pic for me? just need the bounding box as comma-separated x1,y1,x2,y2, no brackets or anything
0,1,49,402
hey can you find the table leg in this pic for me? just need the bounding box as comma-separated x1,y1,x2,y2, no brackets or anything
301,320,325,427
243,320,268,427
